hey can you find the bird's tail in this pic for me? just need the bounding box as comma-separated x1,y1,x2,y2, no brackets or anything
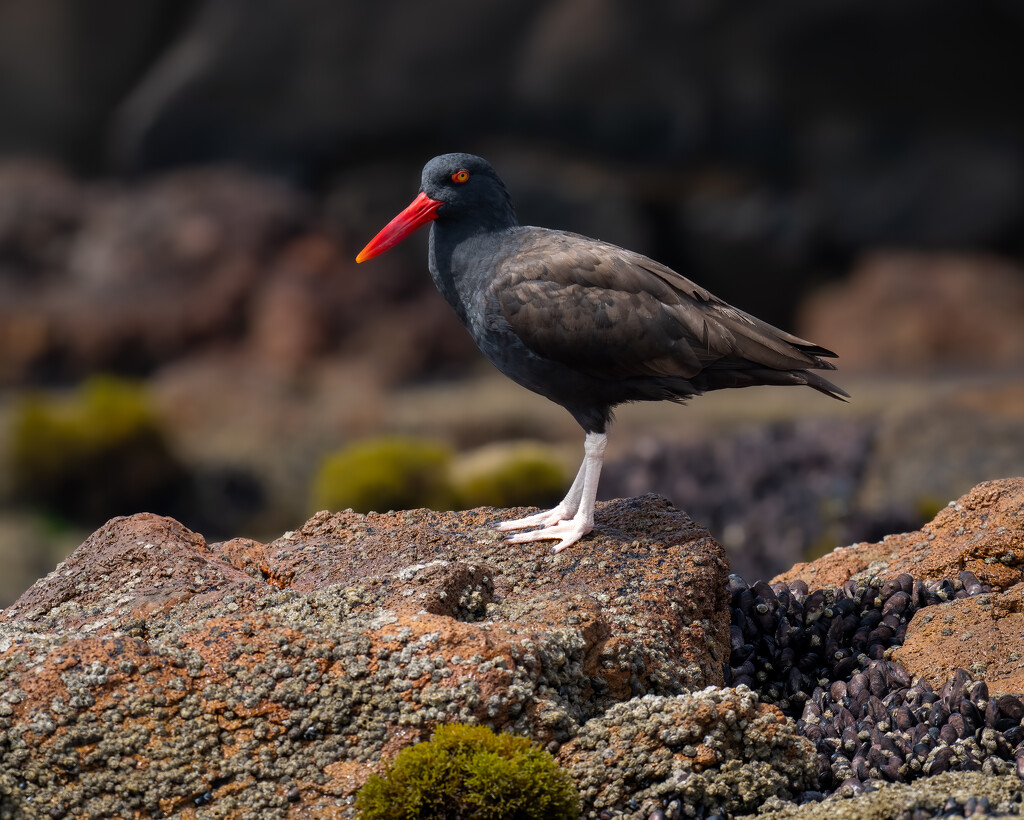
790,342,848,401
798,369,850,402
689,365,849,401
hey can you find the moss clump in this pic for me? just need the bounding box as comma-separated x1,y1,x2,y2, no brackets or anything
915,494,947,523
356,723,580,820
311,436,456,514
311,437,569,516
454,449,566,511
8,376,186,525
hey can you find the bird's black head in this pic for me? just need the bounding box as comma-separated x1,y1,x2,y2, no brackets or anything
419,153,516,228
356,153,517,263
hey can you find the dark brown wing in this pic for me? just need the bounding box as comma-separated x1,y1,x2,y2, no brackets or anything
491,229,840,389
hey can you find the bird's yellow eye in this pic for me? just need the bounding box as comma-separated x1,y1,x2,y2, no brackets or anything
451,170,470,184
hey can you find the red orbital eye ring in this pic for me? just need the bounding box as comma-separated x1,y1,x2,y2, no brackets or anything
451,170,470,183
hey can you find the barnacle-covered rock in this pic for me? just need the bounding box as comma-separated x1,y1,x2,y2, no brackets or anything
735,771,1024,819
558,687,819,818
894,582,1024,693
776,478,1024,592
0,494,728,818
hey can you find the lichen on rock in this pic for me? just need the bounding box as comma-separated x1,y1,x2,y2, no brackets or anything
0,495,730,818
735,771,1024,819
559,686,819,818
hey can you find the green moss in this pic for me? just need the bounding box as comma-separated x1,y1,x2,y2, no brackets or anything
311,436,456,514
455,452,566,511
915,494,947,523
8,376,186,525
356,723,580,820
801,528,847,563
311,438,569,516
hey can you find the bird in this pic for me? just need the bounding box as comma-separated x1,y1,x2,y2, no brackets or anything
356,153,847,552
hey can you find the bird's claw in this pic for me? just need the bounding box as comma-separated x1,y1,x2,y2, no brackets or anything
503,518,592,553
495,431,604,552
495,505,571,532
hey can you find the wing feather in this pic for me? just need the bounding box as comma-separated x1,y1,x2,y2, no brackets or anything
491,229,833,383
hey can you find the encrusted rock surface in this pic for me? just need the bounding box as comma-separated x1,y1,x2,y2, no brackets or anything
893,582,1024,694
0,495,729,818
777,477,1024,697
776,478,1024,592
735,771,1024,819
559,687,818,818
5,480,1024,819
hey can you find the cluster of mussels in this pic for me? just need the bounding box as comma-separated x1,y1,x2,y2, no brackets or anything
724,571,1024,801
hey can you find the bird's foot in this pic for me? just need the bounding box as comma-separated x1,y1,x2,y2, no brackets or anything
496,431,605,553
495,504,572,532
503,517,592,553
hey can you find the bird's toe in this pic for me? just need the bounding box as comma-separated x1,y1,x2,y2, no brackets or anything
496,505,570,531
504,518,592,552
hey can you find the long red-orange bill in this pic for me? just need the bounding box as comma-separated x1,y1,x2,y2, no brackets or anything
355,191,443,262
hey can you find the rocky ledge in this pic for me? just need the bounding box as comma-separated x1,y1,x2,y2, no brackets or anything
1,480,1024,819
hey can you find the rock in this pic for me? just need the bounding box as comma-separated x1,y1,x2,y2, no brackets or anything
246,234,350,373
733,771,1024,819
893,582,1024,694
0,159,84,279
600,418,872,582
0,159,88,383
0,495,729,818
797,252,1024,372
853,400,1024,531
558,687,818,818
3,513,229,627
776,476,1024,697
776,477,1024,592
0,165,309,382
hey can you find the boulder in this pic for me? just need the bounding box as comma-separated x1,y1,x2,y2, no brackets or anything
776,477,1024,694
0,164,309,382
776,477,1024,592
0,495,729,818
559,687,819,818
893,583,1024,695
797,252,1024,372
853,397,1024,532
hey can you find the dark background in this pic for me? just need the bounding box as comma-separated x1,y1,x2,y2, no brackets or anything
2,0,1023,603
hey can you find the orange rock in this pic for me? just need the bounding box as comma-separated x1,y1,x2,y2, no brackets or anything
798,252,1024,372
775,477,1024,590
776,477,1024,696
0,494,729,817
893,581,1024,694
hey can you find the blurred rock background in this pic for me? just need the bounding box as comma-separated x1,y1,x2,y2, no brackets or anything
1,0,1023,602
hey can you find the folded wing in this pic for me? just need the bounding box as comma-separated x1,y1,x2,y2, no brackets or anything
491,229,845,399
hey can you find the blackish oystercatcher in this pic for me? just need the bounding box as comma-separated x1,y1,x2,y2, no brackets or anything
356,153,847,552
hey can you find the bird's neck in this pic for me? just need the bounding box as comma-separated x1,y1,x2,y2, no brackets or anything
428,217,515,325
